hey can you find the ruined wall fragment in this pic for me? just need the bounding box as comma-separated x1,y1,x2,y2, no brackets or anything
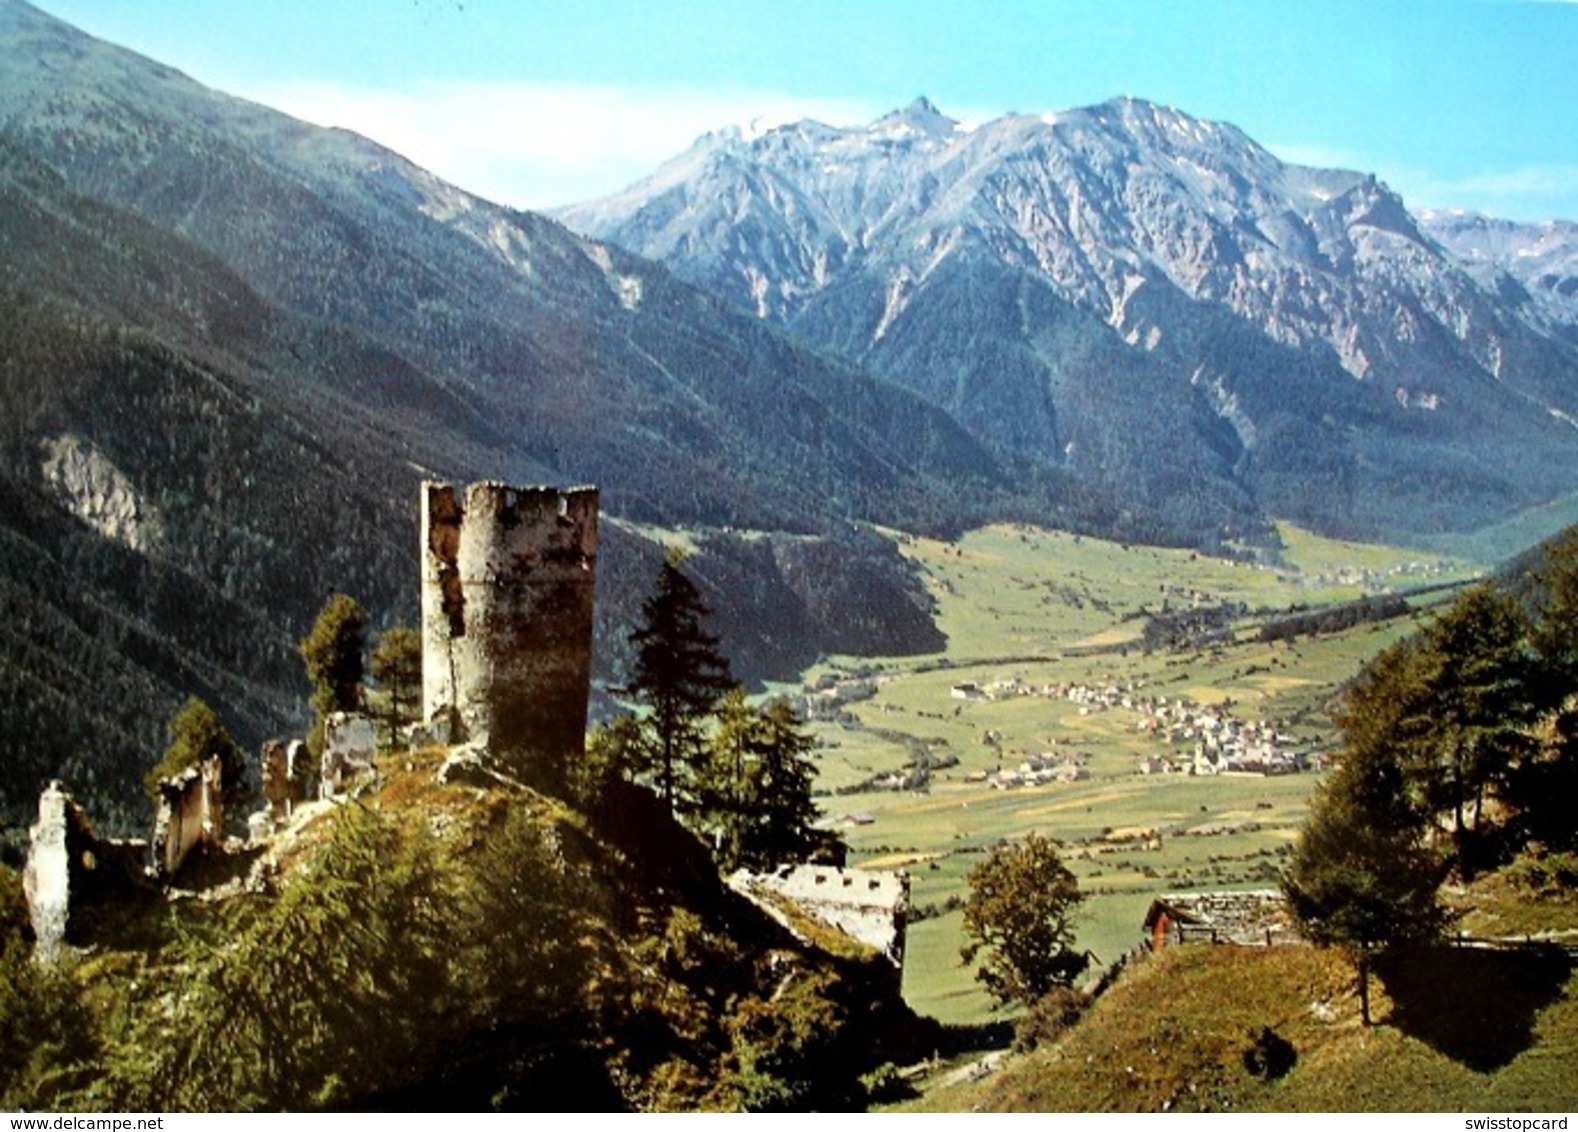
259,738,305,821
320,712,377,800
729,864,911,969
25,781,150,960
23,783,74,961
256,738,314,837
152,756,223,879
420,481,599,789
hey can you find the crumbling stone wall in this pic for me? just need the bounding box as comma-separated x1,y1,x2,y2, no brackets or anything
320,712,377,800
421,481,599,788
23,783,75,961
24,782,149,960
730,864,911,968
260,738,311,821
1143,889,1296,948
152,756,223,879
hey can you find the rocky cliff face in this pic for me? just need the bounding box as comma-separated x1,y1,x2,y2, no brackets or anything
1420,210,1578,349
562,98,1578,541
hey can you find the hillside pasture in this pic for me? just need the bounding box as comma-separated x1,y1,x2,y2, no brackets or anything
804,522,1479,1024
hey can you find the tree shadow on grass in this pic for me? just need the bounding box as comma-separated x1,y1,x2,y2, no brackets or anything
932,1019,1016,1059
1377,944,1571,1072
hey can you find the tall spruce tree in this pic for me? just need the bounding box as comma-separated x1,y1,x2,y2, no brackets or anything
625,557,734,812
710,691,821,870
370,625,423,743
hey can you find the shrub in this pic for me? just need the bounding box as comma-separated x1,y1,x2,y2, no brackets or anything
1012,986,1091,1053
1242,1025,1297,1081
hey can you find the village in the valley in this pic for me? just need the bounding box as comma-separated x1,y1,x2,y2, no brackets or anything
794,668,1313,797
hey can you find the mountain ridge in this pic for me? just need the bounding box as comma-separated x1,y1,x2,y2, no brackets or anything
0,1,1140,827
559,97,1578,543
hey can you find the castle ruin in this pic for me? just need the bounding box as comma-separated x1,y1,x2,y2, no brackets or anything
151,756,224,879
421,481,599,789
728,864,911,972
24,782,150,961
259,738,309,825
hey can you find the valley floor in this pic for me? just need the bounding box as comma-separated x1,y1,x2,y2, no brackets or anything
807,521,1483,1023
798,521,1482,1025
799,520,1578,1113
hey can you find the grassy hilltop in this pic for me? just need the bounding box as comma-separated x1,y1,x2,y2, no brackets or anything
0,749,929,1111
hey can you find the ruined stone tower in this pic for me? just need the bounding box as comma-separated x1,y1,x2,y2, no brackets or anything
421,481,599,788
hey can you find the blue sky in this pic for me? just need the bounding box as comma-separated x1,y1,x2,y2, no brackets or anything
35,0,1578,220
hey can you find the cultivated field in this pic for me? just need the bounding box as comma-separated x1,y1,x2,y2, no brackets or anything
798,522,1482,1024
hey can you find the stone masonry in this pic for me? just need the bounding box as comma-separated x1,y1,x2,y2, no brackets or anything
320,712,378,800
259,738,310,822
152,756,224,879
421,481,599,788
729,864,911,969
22,783,76,962
24,781,150,960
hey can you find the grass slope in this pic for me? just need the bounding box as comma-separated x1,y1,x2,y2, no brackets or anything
914,931,1578,1113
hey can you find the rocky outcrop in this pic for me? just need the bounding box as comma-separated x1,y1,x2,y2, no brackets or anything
39,433,165,555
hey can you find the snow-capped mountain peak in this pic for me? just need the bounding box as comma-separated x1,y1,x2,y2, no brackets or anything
870,96,961,143
557,97,1578,543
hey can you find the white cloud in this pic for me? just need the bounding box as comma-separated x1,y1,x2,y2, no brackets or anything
1368,164,1578,222
236,79,882,210
1419,164,1578,201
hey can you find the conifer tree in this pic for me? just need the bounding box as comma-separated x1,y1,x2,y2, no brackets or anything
710,692,821,870
1531,527,1578,700
1282,766,1447,1024
1330,584,1537,874
144,696,246,804
370,625,423,743
298,593,369,756
625,557,734,812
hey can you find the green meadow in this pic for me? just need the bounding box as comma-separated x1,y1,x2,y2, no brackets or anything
801,522,1482,1024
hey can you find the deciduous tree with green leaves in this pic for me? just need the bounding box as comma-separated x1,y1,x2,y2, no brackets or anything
961,833,1086,1008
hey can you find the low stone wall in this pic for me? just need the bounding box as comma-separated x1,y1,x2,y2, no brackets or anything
730,864,910,967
